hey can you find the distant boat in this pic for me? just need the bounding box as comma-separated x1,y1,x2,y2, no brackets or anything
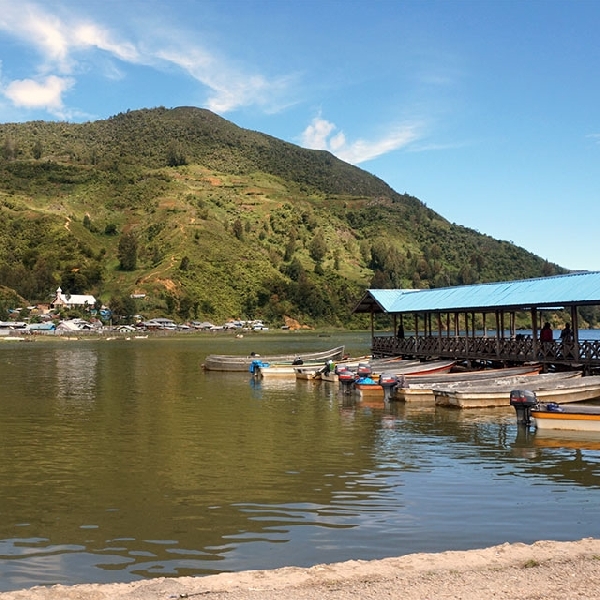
202,346,345,372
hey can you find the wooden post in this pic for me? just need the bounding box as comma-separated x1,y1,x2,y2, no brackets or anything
531,307,538,358
571,306,579,343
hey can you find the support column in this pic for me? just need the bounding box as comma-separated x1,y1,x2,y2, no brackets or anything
531,307,538,358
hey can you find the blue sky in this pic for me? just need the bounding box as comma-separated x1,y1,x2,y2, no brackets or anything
0,0,598,272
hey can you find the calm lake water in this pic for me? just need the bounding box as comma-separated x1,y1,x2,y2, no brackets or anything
1,330,600,592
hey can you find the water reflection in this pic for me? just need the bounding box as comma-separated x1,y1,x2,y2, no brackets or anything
512,426,600,488
55,347,98,405
1,335,600,591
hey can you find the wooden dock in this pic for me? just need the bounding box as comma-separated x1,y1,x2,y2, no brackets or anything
371,335,600,371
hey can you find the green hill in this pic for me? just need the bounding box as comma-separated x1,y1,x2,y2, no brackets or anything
0,106,564,326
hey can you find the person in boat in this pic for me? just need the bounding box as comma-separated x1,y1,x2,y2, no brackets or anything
540,322,553,343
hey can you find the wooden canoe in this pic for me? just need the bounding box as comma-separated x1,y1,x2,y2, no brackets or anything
393,364,543,403
434,371,582,409
202,345,345,372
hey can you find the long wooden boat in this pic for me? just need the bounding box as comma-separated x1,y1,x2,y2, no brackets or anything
435,371,582,409
527,375,600,404
202,345,345,372
259,354,376,380
531,403,600,432
393,364,543,404
353,359,457,397
320,358,424,384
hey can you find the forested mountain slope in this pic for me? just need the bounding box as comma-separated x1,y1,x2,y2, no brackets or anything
0,106,562,326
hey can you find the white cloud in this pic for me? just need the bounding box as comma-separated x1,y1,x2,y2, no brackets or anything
0,2,71,70
300,117,337,150
4,75,73,115
0,0,292,117
72,23,139,63
301,116,422,164
154,46,291,113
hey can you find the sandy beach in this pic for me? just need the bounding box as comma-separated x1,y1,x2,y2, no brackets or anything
1,538,600,600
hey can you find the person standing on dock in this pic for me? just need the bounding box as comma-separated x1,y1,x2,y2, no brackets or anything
540,322,553,342
560,322,575,360
560,323,573,343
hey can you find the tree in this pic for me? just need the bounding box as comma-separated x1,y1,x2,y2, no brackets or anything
309,230,328,263
166,141,187,166
179,256,190,271
118,232,137,271
32,140,43,160
109,294,136,322
232,218,244,240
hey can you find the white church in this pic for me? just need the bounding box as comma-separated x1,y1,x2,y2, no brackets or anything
50,287,96,310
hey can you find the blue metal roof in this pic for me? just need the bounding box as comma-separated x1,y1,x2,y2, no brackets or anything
355,271,600,314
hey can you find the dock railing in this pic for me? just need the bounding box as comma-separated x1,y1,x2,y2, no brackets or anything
372,335,600,369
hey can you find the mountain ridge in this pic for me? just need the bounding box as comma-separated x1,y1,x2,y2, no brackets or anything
0,106,565,326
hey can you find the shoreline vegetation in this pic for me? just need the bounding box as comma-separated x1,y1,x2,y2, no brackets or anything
1,539,600,599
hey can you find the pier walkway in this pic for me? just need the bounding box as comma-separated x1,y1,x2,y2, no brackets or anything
371,334,600,371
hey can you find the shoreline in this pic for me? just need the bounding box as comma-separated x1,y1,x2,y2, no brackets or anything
2,538,600,600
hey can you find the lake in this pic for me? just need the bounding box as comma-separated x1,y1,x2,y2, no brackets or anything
1,330,600,592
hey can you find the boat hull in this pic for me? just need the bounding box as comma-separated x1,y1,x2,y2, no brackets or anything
532,405,600,432
294,366,323,380
258,365,298,378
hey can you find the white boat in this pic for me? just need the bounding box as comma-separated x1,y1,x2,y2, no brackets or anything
392,365,542,404
255,364,299,378
526,375,600,404
202,345,345,372
434,371,582,409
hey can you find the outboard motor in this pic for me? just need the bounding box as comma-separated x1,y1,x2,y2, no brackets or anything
510,389,538,425
379,373,399,402
249,359,269,377
356,363,373,378
337,368,356,394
